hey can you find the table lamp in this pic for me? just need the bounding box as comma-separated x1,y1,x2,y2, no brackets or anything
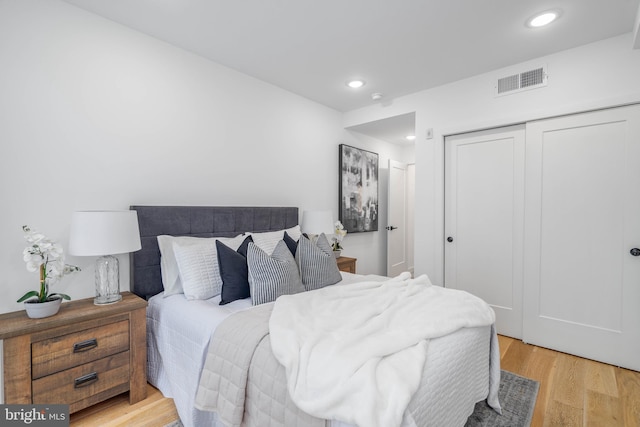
69,210,141,305
301,210,334,241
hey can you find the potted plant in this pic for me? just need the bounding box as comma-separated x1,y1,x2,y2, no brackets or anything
18,225,80,318
331,221,347,258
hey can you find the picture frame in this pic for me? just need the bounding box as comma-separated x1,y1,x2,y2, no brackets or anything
338,144,379,233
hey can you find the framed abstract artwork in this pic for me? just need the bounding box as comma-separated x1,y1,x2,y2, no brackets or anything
338,144,379,233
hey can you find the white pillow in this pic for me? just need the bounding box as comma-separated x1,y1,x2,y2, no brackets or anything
157,234,244,297
250,225,301,255
173,240,218,300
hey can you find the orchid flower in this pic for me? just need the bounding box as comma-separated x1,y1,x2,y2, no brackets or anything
18,225,80,303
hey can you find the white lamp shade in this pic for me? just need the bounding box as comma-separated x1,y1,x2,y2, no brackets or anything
301,210,334,235
69,211,142,256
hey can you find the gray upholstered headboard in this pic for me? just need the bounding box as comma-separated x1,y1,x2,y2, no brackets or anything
129,206,299,300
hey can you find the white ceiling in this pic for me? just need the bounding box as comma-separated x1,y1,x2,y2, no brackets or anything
62,0,640,115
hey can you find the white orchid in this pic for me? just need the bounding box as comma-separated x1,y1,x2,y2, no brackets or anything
18,225,79,303
332,220,347,251
25,260,41,273
25,231,45,244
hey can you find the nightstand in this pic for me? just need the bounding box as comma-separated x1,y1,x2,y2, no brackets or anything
336,256,357,273
0,292,147,413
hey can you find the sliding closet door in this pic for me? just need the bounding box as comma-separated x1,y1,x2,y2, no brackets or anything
523,104,640,371
445,125,525,339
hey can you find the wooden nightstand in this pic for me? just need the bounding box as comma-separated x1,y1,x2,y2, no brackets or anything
0,292,147,413
336,256,357,274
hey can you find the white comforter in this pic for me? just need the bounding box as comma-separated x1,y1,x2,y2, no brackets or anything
269,273,497,427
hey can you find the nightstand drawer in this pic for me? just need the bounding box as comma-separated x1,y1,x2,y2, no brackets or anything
32,351,130,406
32,320,130,379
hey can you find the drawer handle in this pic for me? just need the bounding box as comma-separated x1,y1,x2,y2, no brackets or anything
73,338,98,353
74,372,98,388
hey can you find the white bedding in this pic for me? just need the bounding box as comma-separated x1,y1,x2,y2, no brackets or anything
270,273,496,427
147,291,250,426
147,272,388,426
147,272,499,427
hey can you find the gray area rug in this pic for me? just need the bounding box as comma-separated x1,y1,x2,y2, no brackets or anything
164,370,539,427
466,370,539,427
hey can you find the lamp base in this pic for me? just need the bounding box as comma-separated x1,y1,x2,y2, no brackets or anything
94,255,121,306
94,294,122,305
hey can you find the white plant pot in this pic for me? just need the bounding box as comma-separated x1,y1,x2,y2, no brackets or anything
24,298,62,319
333,250,341,258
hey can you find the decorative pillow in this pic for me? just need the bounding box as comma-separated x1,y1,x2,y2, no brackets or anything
285,225,302,241
217,235,253,305
250,225,302,255
157,235,189,296
247,240,304,305
164,234,246,299
172,240,217,300
283,231,298,256
296,233,342,291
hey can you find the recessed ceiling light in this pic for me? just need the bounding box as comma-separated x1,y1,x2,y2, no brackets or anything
527,10,560,28
346,80,365,89
405,135,416,141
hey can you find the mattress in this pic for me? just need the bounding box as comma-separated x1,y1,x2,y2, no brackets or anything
147,272,497,427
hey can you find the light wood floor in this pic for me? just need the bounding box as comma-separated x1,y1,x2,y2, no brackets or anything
70,335,640,426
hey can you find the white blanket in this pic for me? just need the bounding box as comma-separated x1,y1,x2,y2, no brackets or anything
269,273,496,427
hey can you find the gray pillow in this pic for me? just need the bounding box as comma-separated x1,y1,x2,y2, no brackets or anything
296,233,342,291
247,240,304,305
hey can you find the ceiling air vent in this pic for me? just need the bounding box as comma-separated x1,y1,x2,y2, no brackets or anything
495,66,547,97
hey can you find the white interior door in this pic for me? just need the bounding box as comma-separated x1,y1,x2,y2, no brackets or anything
407,164,416,275
387,159,407,276
445,125,525,339
523,105,640,371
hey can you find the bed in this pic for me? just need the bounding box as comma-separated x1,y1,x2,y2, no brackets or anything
130,205,501,427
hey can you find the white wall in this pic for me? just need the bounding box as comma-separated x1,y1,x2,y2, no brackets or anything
0,0,409,315
343,133,415,275
344,33,640,286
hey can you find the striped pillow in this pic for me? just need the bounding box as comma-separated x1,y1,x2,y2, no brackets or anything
296,233,342,291
247,240,304,305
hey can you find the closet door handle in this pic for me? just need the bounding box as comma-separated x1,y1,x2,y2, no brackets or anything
447,237,454,243
631,248,640,256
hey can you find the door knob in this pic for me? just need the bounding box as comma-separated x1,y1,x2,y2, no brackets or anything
631,248,640,256
447,237,454,243
386,226,398,231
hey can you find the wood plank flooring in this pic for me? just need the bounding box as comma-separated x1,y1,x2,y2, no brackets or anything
70,384,178,427
497,335,640,427
70,335,640,426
